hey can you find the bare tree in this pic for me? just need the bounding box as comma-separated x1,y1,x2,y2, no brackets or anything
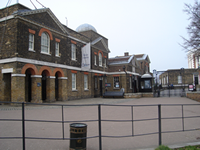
181,0,200,56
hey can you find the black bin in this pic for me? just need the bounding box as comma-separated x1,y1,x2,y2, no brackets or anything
70,123,87,150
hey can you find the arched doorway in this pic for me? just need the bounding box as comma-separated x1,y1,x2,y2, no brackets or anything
42,71,48,101
25,69,32,102
55,72,59,101
3,73,11,102
53,68,64,101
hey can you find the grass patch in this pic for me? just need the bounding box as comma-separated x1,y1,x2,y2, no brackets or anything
174,145,200,150
155,145,171,150
155,145,200,150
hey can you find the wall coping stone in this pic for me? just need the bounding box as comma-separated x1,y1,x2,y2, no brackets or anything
12,74,26,77
58,77,68,80
31,75,42,78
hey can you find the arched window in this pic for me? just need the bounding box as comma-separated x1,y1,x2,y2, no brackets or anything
41,32,50,53
99,53,102,66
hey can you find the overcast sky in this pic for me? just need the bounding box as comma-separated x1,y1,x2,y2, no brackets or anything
0,0,194,72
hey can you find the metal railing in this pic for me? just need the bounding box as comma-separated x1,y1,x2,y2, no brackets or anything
154,86,188,97
154,84,200,98
0,101,200,150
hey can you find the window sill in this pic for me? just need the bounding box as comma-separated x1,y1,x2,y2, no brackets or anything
71,59,77,61
29,49,35,52
72,89,78,92
41,52,51,56
55,55,60,58
84,89,89,91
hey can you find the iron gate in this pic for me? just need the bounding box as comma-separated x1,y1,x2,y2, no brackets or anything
154,85,187,97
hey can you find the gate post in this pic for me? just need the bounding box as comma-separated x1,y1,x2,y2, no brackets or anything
98,104,102,150
22,102,25,150
158,104,162,145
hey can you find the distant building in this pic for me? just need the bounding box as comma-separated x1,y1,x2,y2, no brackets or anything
159,69,199,88
108,52,152,93
188,51,200,69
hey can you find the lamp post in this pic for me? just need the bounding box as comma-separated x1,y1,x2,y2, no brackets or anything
153,69,157,97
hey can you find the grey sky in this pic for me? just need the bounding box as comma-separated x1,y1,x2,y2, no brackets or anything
0,0,194,72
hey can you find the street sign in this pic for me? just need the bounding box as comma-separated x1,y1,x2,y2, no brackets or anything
105,83,111,87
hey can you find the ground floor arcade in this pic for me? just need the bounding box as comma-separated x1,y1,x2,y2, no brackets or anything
0,62,150,103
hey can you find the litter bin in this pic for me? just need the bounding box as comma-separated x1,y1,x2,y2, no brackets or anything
70,123,87,150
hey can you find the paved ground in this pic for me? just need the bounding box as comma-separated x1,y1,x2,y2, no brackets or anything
1,97,200,150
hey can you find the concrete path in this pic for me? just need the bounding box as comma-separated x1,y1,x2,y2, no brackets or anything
0,97,200,150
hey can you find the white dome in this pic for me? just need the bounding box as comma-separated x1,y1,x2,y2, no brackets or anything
76,23,97,32
141,74,152,78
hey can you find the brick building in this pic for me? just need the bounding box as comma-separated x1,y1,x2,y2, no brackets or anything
159,69,199,88
108,52,151,93
0,3,151,103
135,54,151,75
75,24,110,97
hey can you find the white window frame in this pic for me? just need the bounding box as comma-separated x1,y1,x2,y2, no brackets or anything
94,55,97,65
41,32,50,54
55,42,59,57
146,65,148,73
166,75,168,84
29,33,34,51
71,44,76,60
72,73,76,90
198,56,200,68
178,75,182,84
84,74,88,90
104,59,106,68
114,77,120,88
99,53,102,67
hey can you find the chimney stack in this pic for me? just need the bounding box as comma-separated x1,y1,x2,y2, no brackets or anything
124,52,129,56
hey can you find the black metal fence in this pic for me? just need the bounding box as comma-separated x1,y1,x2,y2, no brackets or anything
154,85,200,97
154,86,187,97
0,101,200,150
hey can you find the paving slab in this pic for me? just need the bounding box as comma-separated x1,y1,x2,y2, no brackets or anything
0,97,200,150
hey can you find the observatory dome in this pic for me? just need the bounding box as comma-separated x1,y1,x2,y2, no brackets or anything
76,23,97,33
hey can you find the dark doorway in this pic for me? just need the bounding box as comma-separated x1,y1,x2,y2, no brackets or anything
195,76,198,85
99,79,103,97
25,69,32,102
134,80,137,93
94,76,98,97
42,71,47,101
3,73,11,102
55,72,59,101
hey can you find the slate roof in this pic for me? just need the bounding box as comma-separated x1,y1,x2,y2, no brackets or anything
108,55,134,65
135,54,151,63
